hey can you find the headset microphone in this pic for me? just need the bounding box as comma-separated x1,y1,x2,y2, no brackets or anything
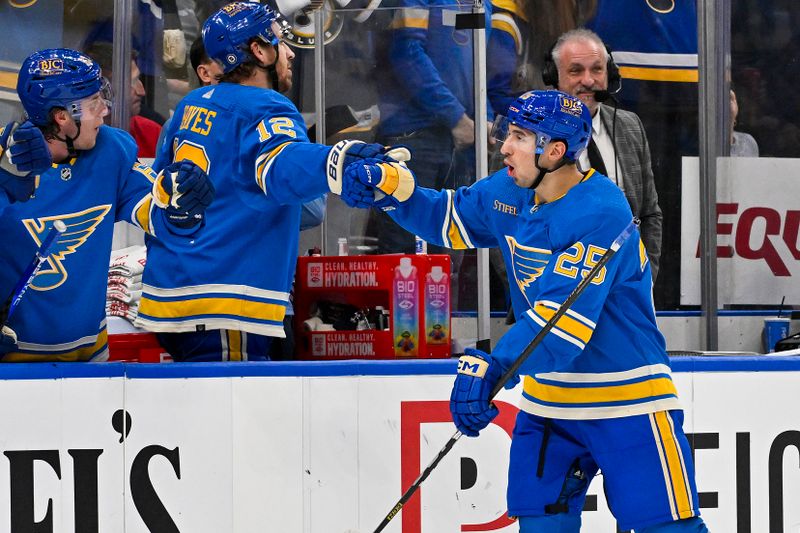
594,75,622,104
594,89,611,103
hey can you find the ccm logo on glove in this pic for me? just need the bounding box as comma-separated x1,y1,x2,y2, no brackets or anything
457,354,490,378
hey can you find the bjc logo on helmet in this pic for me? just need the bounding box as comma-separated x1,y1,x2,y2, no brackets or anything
37,59,64,73
695,203,800,275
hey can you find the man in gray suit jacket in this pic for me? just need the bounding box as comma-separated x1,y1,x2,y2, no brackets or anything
547,28,663,279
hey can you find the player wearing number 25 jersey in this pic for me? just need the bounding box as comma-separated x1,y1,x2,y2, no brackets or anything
137,2,401,361
346,91,707,531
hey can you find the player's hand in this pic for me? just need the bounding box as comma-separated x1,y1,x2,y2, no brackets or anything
0,325,18,355
326,140,411,198
0,121,50,202
152,161,215,228
343,160,416,210
0,121,51,176
451,114,475,150
450,348,508,437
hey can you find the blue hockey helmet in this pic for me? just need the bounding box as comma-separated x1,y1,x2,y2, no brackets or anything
504,90,591,161
16,48,106,126
203,2,287,74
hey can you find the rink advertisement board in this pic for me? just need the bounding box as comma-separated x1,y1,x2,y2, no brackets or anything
681,156,800,306
0,358,798,532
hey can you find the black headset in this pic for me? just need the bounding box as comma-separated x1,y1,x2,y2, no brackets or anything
541,41,622,94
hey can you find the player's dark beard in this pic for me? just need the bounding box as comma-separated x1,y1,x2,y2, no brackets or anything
255,43,281,91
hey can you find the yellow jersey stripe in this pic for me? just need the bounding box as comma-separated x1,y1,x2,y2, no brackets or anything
133,196,153,234
649,413,678,519
255,154,268,192
619,66,698,83
447,198,474,250
391,17,428,30
2,329,108,362
491,0,527,20
537,299,596,328
0,71,17,90
258,141,292,194
654,411,694,519
663,412,696,519
491,18,522,55
447,218,469,249
639,238,648,271
441,190,453,246
139,297,286,323
227,330,243,361
533,304,593,344
523,376,677,404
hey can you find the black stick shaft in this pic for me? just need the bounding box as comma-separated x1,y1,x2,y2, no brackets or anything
1,220,65,325
371,218,638,533
490,218,638,398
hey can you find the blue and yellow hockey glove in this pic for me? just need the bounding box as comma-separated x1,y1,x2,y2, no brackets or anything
343,160,416,210
327,140,411,207
152,160,215,228
0,121,50,202
450,348,508,437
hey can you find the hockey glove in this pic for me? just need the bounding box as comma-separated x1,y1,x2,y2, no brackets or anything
0,325,18,355
326,139,411,203
450,348,508,437
152,160,215,228
344,160,416,210
0,121,50,202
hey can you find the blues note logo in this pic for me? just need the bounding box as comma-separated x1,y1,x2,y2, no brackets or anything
505,235,551,302
23,205,112,290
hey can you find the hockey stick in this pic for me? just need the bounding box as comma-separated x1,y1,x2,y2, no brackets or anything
371,218,639,533
0,220,66,327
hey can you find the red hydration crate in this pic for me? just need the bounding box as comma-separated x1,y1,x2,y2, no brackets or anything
107,332,168,362
294,254,451,359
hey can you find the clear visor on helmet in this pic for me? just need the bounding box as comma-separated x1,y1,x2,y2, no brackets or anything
490,115,551,154
69,77,113,121
258,18,291,47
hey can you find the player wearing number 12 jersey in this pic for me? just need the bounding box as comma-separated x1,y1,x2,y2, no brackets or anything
137,2,404,361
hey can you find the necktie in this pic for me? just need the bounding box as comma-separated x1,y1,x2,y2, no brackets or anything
587,138,607,176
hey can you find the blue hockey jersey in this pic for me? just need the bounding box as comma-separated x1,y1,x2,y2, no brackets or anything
137,83,333,337
587,0,698,83
0,126,175,362
377,0,486,135
389,169,681,419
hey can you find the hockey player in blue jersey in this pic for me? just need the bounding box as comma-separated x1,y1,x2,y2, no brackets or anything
0,48,214,361
343,91,708,532
137,2,412,361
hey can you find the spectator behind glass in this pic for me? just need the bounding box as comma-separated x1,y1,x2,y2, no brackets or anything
547,28,663,281
730,89,759,157
487,0,594,115
368,0,488,310
84,43,163,158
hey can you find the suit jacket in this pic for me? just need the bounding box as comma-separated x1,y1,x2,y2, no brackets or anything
598,103,663,279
